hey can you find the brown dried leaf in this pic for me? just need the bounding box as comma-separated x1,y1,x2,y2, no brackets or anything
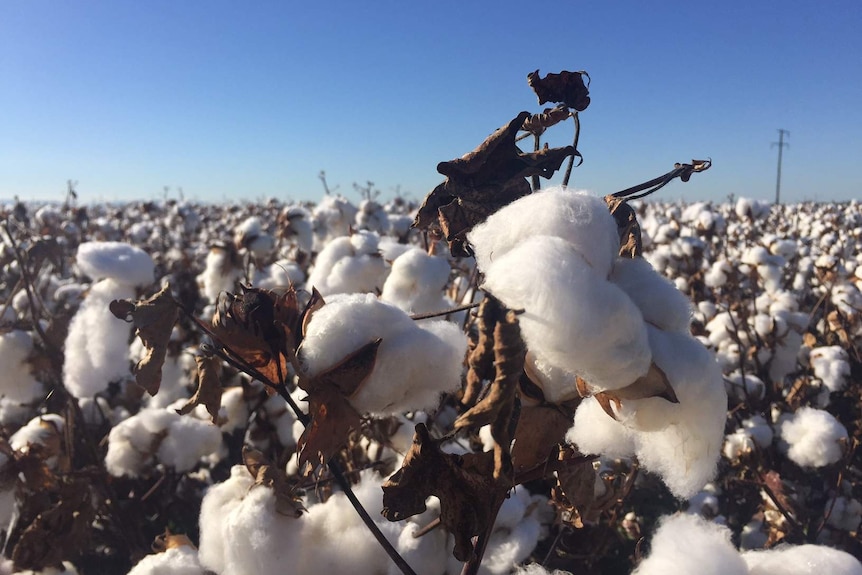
177,354,223,423
295,339,381,469
110,284,179,395
521,105,571,136
527,69,591,111
299,287,326,343
511,403,575,475
211,286,300,385
152,529,196,552
243,447,305,517
605,196,643,259
382,423,502,562
593,362,678,421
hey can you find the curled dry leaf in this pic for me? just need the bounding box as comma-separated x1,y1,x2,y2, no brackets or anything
413,112,575,256
521,105,571,136
510,402,576,475
462,296,504,408
527,69,591,111
382,423,501,562
296,339,382,470
591,362,679,421
211,286,299,385
177,353,223,423
109,284,179,396
605,196,643,259
243,447,305,517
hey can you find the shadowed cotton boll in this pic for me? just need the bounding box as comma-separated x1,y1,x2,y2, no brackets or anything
127,545,204,575
810,346,850,392
609,257,692,333
632,514,748,575
482,236,651,393
198,245,243,305
779,407,848,468
742,544,862,575
299,294,467,415
0,330,43,403
381,248,452,315
468,187,620,279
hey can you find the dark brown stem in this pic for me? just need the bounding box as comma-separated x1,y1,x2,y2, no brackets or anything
531,134,541,192
410,302,480,321
562,112,581,187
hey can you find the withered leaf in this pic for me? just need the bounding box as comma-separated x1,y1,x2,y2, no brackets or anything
382,423,500,562
152,529,196,552
527,69,591,111
413,112,575,256
298,287,326,344
110,284,179,395
593,362,678,421
295,339,381,469
605,196,643,259
511,403,575,475
211,286,300,385
177,353,223,423
521,105,571,136
243,447,305,517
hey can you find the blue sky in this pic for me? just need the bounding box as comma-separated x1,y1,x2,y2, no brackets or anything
1,1,860,205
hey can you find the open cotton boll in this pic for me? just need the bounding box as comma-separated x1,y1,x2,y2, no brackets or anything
300,294,467,415
76,241,155,287
306,232,388,296
513,565,573,575
198,246,243,305
609,257,692,333
632,514,748,575
157,414,222,473
742,415,774,448
0,330,43,403
810,346,851,392
63,278,136,398
198,466,254,573
567,396,636,458
388,521,448,575
482,236,651,392
10,414,65,453
725,372,766,402
467,187,620,279
254,259,306,291
742,544,862,575
826,497,862,532
381,248,452,315
704,259,733,288
127,546,204,575
723,429,755,461
779,407,848,468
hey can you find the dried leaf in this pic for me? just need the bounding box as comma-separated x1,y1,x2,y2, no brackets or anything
462,297,502,408
211,286,300,385
527,69,591,111
152,529,196,552
177,354,223,423
382,423,502,562
510,403,575,475
593,362,678,420
414,112,575,256
521,105,571,136
295,339,381,469
243,447,305,517
110,284,179,395
604,196,643,259
299,287,326,344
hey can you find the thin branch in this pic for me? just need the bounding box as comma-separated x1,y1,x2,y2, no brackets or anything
410,302,480,321
612,159,712,200
561,112,581,187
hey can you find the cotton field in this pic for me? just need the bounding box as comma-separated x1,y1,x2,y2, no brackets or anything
0,191,860,575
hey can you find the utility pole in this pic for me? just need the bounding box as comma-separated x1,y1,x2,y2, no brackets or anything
772,129,789,204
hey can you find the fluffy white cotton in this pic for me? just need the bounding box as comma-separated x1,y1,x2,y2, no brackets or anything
300,294,467,415
609,256,692,333
198,246,243,305
76,241,154,287
307,231,389,296
482,236,651,393
0,330,43,403
742,544,862,575
63,278,136,398
127,546,204,575
809,346,850,393
779,407,848,468
632,514,748,575
10,414,65,454
105,407,221,477
468,188,620,279
254,259,307,291
380,248,452,315
826,497,862,532
725,372,766,402
569,327,726,498
513,566,572,575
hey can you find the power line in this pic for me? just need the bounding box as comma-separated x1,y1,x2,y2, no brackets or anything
772,129,790,204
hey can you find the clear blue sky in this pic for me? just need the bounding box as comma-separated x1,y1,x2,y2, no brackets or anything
2,1,860,205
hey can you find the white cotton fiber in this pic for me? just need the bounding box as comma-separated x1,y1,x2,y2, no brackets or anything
632,514,748,575
198,465,254,573
482,236,651,392
567,397,636,458
63,278,136,398
742,544,862,575
0,330,43,403
468,187,620,279
198,246,243,305
513,566,573,575
157,414,222,473
76,241,154,287
810,346,850,392
300,294,467,415
127,545,204,575
381,248,452,315
307,231,389,296
609,256,692,333
779,407,848,468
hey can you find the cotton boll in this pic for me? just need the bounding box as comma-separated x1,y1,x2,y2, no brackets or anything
742,415,774,448
567,397,636,459
632,514,747,575
105,408,175,477
467,188,620,279
300,294,467,415
810,346,851,392
381,248,452,315
826,497,862,532
723,429,755,461
219,387,249,434
779,407,848,468
197,245,243,305
254,259,307,291
513,565,572,575
482,236,651,392
355,199,390,234
76,241,155,287
157,415,222,473
0,330,43,403
524,353,580,403
609,257,692,333
307,232,389,296
63,278,136,398
198,466,255,573
388,521,448,575
742,544,862,575
724,372,766,402
704,259,733,288
687,484,721,517
127,546,204,575
10,414,65,454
